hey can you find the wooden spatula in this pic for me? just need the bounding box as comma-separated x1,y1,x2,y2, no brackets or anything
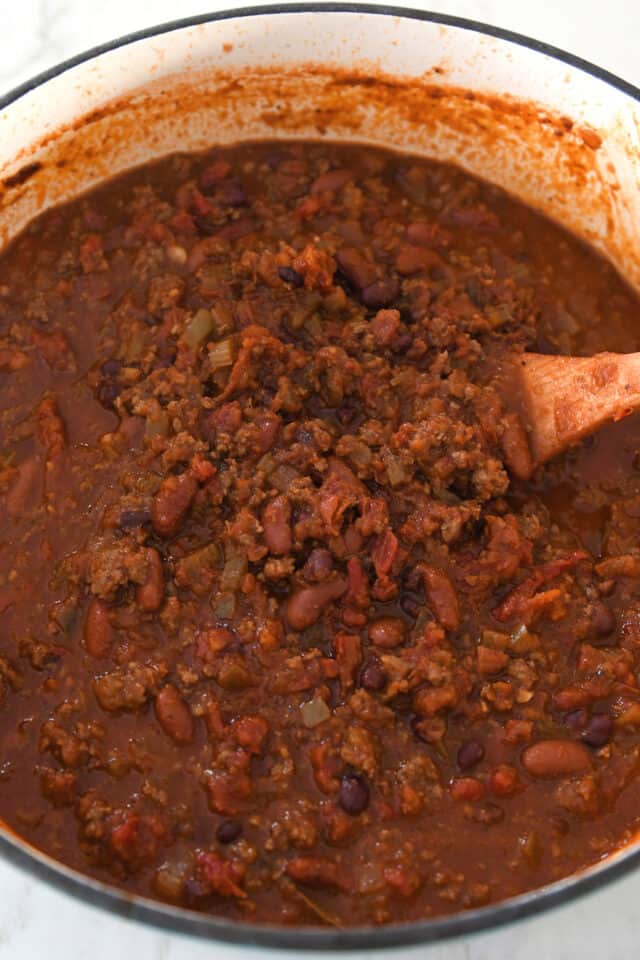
511,351,640,473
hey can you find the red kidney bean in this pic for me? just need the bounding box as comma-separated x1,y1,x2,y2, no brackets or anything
338,773,370,816
151,471,198,538
590,603,616,638
155,684,194,744
310,168,353,195
490,764,519,796
360,660,387,692
581,714,613,747
450,777,485,802
457,740,485,771
335,247,377,291
361,278,400,310
136,548,164,612
285,578,347,631
83,599,113,659
368,616,406,649
521,740,591,779
216,819,243,844
262,496,292,555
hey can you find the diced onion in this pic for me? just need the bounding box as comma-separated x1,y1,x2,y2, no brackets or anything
145,411,170,438
219,552,248,592
300,697,331,728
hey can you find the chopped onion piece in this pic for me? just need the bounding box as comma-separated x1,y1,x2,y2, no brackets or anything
300,697,331,728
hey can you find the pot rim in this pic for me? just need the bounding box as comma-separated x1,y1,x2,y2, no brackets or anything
1,4,640,950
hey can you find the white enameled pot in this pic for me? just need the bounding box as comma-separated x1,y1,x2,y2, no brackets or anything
0,4,639,951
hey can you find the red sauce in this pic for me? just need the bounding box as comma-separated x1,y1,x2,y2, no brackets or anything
1,140,640,926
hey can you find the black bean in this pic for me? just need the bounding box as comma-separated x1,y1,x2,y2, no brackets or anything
96,380,122,409
360,661,387,692
457,739,485,771
564,708,589,731
303,548,334,582
100,358,123,376
392,331,413,355
581,714,613,748
337,400,358,426
400,594,421,618
216,819,243,844
278,265,304,288
338,773,370,816
119,509,152,529
216,180,247,207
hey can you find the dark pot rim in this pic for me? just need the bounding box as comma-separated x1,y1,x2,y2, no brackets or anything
1,4,639,951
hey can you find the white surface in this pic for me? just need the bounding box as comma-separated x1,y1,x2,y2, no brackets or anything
0,2,638,958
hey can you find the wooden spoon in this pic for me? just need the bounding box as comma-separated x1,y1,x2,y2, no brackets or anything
510,351,640,474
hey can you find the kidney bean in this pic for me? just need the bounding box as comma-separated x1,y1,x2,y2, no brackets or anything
285,578,347,631
361,278,400,310
338,772,370,816
360,660,387,692
151,471,198,538
136,548,165,613
368,616,406,649
490,764,519,796
285,856,347,891
581,714,613,747
83,599,113,659
335,247,377,292
155,684,194,744
421,565,459,632
590,603,616,638
450,777,485,802
457,740,485,771
262,496,292,555
521,740,591,779
216,819,243,844
310,168,354,194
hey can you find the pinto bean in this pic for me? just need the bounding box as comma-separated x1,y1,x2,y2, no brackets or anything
155,684,194,744
262,496,292,555
285,577,347,631
136,548,164,612
151,471,198,538
368,616,406,649
83,599,113,659
521,740,591,779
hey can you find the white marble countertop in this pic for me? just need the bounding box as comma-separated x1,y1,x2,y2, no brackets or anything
0,1,639,957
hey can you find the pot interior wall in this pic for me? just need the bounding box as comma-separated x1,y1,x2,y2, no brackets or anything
0,12,639,290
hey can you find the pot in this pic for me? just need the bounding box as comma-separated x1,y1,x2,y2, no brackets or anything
1,4,639,950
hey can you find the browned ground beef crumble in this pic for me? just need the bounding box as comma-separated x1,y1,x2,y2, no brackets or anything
2,140,640,926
